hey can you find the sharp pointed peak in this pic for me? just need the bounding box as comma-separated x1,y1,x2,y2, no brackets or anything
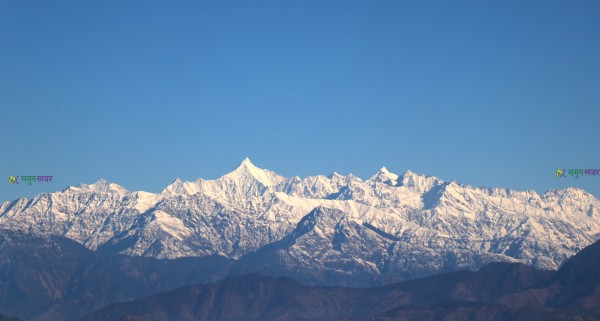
378,166,397,177
328,172,343,179
161,178,190,195
234,157,264,173
233,157,263,172
224,158,285,186
346,173,362,181
368,166,399,184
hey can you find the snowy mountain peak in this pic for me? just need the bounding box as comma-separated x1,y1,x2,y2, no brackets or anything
161,178,185,195
346,173,362,181
368,166,399,185
380,166,392,175
328,172,343,179
222,158,285,187
3,159,600,286
78,179,127,194
399,170,444,192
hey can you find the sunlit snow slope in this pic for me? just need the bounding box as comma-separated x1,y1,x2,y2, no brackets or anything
1,158,598,284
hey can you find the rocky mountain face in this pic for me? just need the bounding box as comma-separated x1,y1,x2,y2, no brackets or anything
0,232,232,321
75,239,600,321
1,158,599,286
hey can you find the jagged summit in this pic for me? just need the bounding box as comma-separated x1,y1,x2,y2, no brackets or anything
398,170,444,192
77,179,127,194
222,157,285,187
161,158,286,196
162,178,185,195
368,166,399,185
327,171,362,181
2,159,600,286
228,158,265,176
380,166,393,175
328,172,343,179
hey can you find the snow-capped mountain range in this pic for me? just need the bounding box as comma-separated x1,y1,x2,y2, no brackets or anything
1,158,599,285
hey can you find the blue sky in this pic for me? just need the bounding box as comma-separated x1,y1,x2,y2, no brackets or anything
1,1,599,202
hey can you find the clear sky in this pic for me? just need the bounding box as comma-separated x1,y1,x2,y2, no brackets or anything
1,1,599,202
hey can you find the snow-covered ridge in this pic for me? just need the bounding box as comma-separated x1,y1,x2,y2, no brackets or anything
1,158,599,283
